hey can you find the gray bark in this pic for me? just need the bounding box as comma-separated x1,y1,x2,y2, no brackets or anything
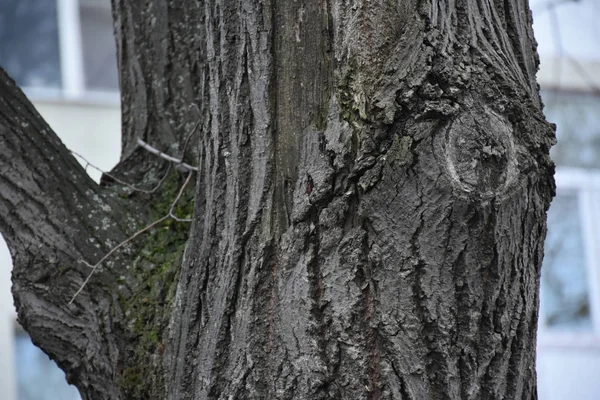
1,0,555,399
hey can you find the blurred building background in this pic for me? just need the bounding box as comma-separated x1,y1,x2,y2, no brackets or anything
0,0,599,399
0,1,120,399
531,0,600,398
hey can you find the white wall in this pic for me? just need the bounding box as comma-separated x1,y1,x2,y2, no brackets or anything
532,0,600,91
531,0,600,62
538,349,600,400
33,100,121,180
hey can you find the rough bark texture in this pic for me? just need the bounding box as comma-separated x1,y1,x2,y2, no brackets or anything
1,0,554,399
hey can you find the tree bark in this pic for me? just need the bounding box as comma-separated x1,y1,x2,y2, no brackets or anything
2,0,555,399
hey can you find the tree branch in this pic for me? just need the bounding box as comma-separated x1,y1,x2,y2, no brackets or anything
136,138,199,171
0,68,139,399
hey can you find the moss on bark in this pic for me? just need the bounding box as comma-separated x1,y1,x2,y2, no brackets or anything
116,171,195,399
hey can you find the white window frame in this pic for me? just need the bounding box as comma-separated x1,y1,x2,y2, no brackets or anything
57,0,85,100
23,0,119,105
538,167,600,350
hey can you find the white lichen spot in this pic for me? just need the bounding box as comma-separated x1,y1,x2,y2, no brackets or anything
92,193,104,205
101,217,112,231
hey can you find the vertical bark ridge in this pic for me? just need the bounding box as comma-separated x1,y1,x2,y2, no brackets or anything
166,0,275,398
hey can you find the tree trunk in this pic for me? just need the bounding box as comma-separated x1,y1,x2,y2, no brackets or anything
1,0,555,399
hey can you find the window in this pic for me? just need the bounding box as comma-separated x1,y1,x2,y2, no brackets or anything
0,0,118,101
14,331,80,400
79,1,119,91
545,91,600,170
538,91,600,347
542,191,592,331
0,1,62,89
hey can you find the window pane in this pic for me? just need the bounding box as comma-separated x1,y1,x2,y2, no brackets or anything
0,0,62,89
541,193,592,331
80,2,119,91
544,91,600,169
14,333,81,400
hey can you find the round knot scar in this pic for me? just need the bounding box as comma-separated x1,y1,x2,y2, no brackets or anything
444,108,517,198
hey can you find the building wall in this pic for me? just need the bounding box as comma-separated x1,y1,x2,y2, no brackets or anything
33,100,121,181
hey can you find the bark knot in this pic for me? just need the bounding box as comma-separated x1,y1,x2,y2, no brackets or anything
443,107,517,199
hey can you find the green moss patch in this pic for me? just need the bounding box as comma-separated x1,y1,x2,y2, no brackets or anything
116,170,195,399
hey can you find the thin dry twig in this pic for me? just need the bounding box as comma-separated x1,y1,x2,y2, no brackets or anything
180,115,201,157
68,215,168,305
136,139,198,171
71,106,200,194
70,150,172,194
69,115,201,304
68,170,195,305
169,172,195,222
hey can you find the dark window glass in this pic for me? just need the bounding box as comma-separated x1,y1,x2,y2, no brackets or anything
541,193,592,331
0,0,62,89
80,2,119,91
14,332,80,400
544,91,600,169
